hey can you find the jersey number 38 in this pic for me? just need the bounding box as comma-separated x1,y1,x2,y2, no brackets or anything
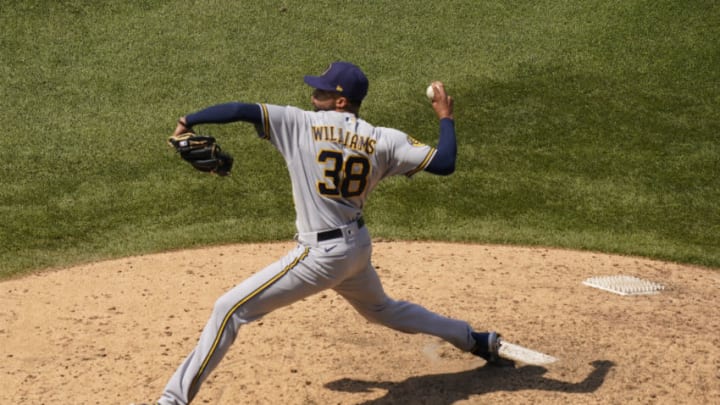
317,150,370,198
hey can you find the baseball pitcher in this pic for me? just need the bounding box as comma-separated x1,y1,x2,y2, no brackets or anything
156,62,511,405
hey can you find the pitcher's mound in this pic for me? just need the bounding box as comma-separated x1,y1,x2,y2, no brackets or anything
1,241,718,404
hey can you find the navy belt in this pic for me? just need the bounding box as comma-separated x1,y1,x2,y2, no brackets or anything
317,217,365,241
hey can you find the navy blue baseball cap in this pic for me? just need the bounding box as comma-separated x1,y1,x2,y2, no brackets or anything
304,61,369,103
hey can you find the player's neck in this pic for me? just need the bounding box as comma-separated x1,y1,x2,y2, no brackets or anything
336,105,360,117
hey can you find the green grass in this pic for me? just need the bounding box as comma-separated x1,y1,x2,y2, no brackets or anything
1,0,718,278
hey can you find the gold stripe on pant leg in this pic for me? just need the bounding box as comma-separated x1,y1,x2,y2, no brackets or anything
188,247,310,399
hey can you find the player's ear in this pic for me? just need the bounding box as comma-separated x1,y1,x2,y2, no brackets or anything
335,96,349,111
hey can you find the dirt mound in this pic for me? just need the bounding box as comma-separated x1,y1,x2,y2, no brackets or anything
1,242,718,404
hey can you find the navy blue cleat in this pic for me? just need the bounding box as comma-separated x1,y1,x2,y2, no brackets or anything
471,331,516,367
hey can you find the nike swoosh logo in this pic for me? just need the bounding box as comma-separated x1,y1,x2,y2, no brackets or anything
324,245,338,253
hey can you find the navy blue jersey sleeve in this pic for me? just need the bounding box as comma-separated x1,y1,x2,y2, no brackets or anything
185,102,262,126
425,118,456,175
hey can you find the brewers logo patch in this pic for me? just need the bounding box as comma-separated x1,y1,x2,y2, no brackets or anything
406,135,427,147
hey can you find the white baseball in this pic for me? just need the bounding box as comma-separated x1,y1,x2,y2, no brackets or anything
426,84,435,101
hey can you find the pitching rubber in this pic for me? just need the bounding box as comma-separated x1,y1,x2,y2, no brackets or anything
498,340,558,366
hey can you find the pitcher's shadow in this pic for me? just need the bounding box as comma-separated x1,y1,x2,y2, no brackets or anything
325,360,614,405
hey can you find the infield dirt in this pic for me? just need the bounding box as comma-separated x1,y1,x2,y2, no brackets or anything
1,242,718,404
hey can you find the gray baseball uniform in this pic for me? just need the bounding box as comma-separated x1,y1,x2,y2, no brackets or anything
158,105,474,404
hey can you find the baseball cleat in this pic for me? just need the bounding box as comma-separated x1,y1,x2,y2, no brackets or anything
471,331,516,367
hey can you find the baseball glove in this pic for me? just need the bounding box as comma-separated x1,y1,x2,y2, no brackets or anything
168,132,234,176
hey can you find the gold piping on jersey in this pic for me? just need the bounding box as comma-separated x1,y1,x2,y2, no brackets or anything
259,103,271,140
188,247,310,399
406,147,437,177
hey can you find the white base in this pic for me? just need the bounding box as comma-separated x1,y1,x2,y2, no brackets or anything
583,275,664,296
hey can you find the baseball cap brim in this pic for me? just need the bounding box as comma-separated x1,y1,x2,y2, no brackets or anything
303,76,339,92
